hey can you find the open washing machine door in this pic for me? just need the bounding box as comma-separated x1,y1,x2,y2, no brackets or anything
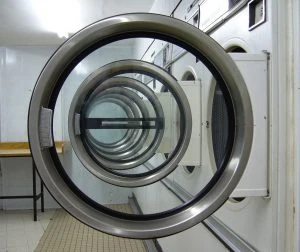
28,13,253,239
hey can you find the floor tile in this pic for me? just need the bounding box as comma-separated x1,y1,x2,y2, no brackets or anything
6,228,25,236
0,208,148,252
25,231,42,244
24,222,43,233
6,222,24,231
6,246,29,252
7,234,27,247
0,209,55,252
0,234,6,249
34,206,146,252
28,242,38,252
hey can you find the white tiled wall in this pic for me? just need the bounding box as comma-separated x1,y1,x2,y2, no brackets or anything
0,46,59,210
0,48,4,210
0,46,58,142
0,48,3,138
0,42,136,209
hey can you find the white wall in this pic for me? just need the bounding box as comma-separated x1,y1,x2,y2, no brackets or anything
293,1,300,250
0,41,137,209
0,47,4,209
0,47,57,141
0,46,59,209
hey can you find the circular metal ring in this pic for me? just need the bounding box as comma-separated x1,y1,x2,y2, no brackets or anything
84,88,148,159
84,95,138,155
28,13,253,239
83,78,161,162
68,63,190,183
85,95,134,146
84,85,151,155
85,94,139,153
70,76,165,170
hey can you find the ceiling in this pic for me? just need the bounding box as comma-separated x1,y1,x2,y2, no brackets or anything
0,0,154,46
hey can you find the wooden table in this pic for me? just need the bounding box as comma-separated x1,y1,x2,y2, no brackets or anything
0,142,63,221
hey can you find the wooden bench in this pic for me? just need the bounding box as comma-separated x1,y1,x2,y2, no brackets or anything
0,142,63,221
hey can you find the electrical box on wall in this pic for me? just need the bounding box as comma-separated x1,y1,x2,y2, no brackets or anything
165,50,269,199
156,82,201,166
178,81,201,166
229,53,269,197
143,91,174,154
152,52,269,198
197,53,269,197
198,53,269,198
145,82,201,165
156,92,174,153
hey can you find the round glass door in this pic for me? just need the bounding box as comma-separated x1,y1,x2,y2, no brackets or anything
28,13,253,239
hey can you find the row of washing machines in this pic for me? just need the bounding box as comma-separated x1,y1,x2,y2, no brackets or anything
27,0,276,250
138,0,273,250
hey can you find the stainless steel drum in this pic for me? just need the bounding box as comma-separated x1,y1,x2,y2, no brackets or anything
28,13,253,238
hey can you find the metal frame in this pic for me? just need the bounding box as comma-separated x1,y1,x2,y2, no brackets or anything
82,81,155,162
0,158,44,221
68,67,191,186
70,76,166,172
84,91,146,160
28,13,253,238
85,91,142,152
84,95,137,152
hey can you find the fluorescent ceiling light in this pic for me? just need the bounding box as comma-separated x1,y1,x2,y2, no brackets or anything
30,0,83,38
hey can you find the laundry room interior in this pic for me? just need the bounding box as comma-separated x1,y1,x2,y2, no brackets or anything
0,0,299,252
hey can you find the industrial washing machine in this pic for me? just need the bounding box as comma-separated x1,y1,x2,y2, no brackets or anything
27,12,264,249
166,0,272,251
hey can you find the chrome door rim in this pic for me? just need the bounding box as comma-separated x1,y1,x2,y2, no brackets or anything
68,62,191,185
28,13,253,238
75,77,161,169
84,93,138,153
84,91,145,158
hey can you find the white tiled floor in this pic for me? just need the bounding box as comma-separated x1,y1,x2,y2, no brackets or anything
0,209,56,252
